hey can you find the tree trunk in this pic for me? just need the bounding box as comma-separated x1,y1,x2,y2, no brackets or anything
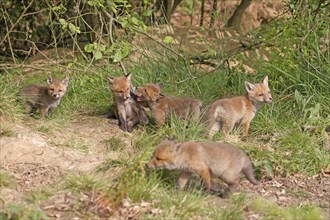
209,0,218,29
199,0,205,27
226,0,252,30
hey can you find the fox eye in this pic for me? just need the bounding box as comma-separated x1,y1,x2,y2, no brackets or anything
258,93,263,97
156,157,161,161
50,88,54,91
58,89,63,92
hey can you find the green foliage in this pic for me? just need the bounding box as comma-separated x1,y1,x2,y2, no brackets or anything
25,189,52,204
0,73,23,119
255,0,330,128
63,173,110,194
102,137,126,151
251,197,323,220
0,171,15,188
0,204,48,220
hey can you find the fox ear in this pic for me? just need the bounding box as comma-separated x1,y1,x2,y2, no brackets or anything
107,76,114,84
157,83,164,90
263,76,269,87
126,73,132,82
245,81,255,92
62,77,69,86
168,136,177,141
146,87,159,102
47,76,53,85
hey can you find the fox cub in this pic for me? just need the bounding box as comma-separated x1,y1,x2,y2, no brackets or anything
206,76,272,139
18,76,69,117
134,83,202,126
108,73,148,132
147,139,259,197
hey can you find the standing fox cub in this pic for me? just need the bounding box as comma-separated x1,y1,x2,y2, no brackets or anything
206,76,272,139
147,139,259,197
18,76,69,117
134,83,202,126
108,73,148,132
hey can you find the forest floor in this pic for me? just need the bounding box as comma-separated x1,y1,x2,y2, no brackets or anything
1,115,329,219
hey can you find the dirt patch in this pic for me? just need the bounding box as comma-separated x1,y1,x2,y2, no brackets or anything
0,115,129,206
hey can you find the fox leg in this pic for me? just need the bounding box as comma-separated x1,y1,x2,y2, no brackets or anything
241,113,254,137
176,171,192,189
137,108,149,125
24,102,35,115
208,122,221,140
154,110,165,126
222,119,235,137
117,107,127,131
196,168,211,192
127,118,138,133
191,106,201,121
242,121,250,137
220,174,240,198
39,106,49,117
221,182,239,198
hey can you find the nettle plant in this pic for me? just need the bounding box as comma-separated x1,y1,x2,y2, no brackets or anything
54,0,149,63
82,0,147,62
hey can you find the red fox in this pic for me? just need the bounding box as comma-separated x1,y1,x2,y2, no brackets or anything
206,76,272,139
147,139,259,198
108,73,148,132
18,76,69,117
134,83,202,126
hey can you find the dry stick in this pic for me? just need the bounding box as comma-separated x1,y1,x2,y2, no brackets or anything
2,10,16,63
0,0,35,45
180,40,274,82
0,62,100,76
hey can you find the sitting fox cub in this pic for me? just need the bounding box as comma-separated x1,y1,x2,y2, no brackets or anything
108,73,148,132
134,83,202,126
147,139,259,197
206,76,272,139
18,76,69,117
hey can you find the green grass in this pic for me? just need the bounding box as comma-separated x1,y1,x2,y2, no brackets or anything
0,204,48,220
0,10,329,219
25,189,52,204
0,171,15,188
251,197,323,220
102,137,126,151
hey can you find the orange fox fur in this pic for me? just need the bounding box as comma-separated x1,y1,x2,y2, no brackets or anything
108,73,148,132
147,139,259,197
18,76,69,117
134,83,202,126
206,76,272,139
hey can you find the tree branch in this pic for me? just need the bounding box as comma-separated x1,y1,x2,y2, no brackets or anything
0,0,35,45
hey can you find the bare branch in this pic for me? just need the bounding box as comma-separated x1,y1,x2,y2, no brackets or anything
0,0,35,45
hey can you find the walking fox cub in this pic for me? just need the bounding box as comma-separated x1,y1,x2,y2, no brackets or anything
147,139,259,197
206,76,272,140
134,83,202,126
108,73,148,132
18,76,69,117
